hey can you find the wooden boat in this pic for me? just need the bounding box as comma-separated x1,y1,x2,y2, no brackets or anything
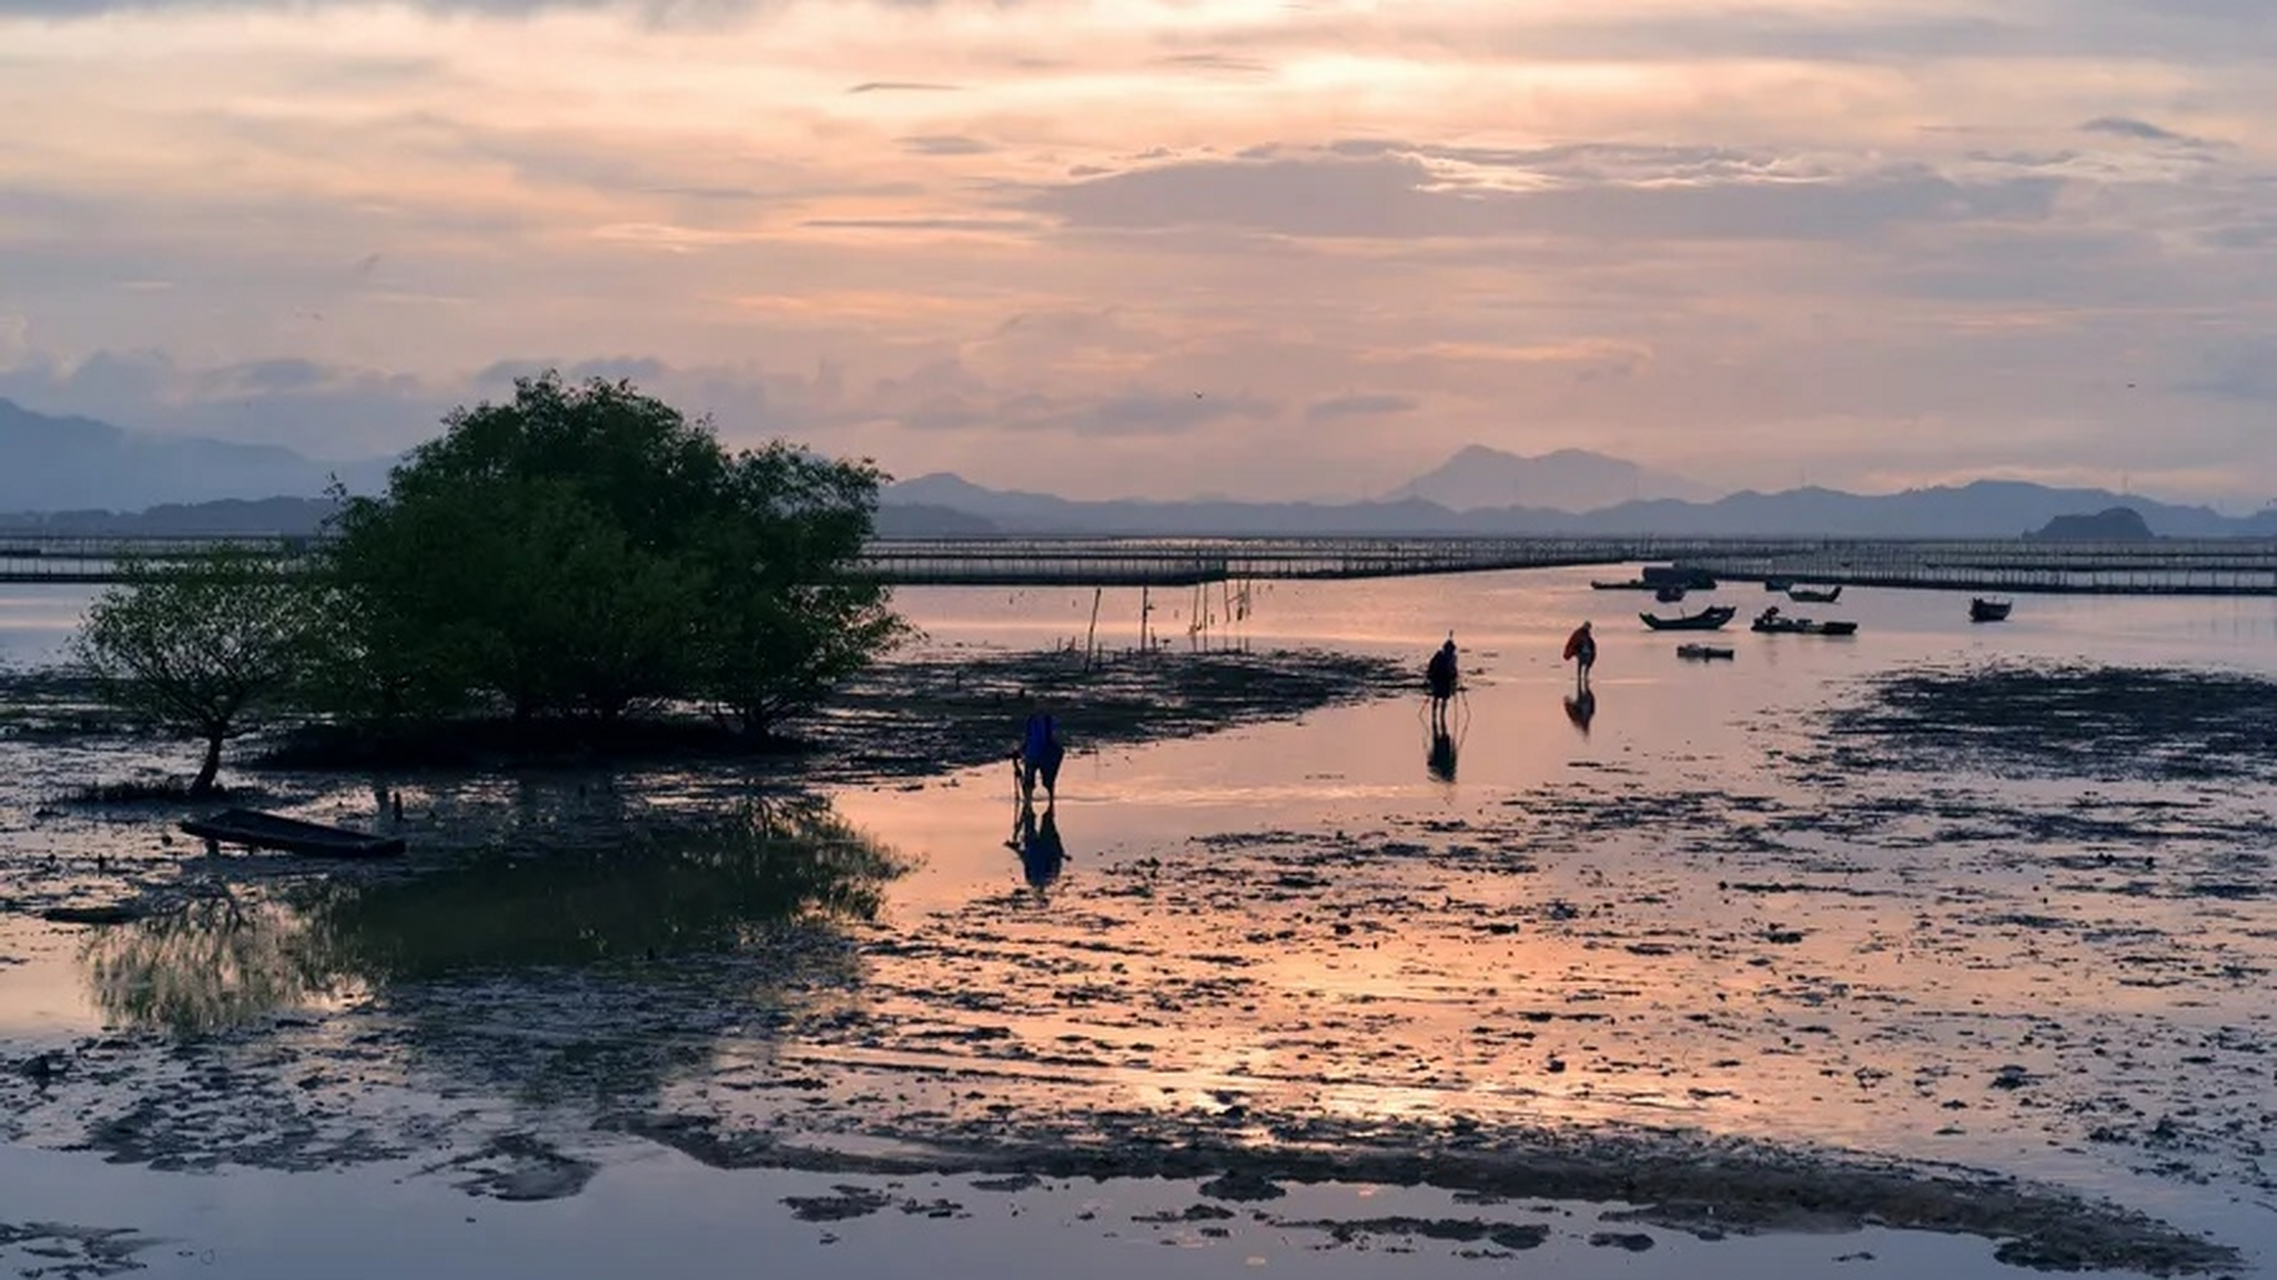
1639,605,1737,631
1752,607,1857,636
1654,584,1688,603
1785,584,1843,603
1591,578,1657,591
181,807,406,858
1676,643,1735,660
1970,597,2013,623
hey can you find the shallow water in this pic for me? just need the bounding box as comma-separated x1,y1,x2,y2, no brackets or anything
5,569,2277,1277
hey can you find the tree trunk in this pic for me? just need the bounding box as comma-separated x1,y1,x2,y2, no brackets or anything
190,732,224,798
737,703,769,741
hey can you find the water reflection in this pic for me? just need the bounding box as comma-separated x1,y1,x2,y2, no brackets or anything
82,893,352,1036
80,796,905,1035
1426,727,1459,783
1011,800,1068,890
1563,687,1597,736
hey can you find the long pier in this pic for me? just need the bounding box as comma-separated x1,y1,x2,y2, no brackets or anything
4,533,2276,595
859,536,1642,586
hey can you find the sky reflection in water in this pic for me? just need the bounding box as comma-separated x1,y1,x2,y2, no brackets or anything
5,570,2277,1274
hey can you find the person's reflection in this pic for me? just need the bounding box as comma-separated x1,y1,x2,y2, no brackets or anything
1010,800,1068,891
1563,687,1597,737
1427,727,1459,783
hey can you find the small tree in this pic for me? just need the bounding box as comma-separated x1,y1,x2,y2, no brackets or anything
73,546,322,796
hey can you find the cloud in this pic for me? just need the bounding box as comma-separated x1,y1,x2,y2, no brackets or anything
896,135,997,157
2079,116,2226,150
2081,116,2189,143
2175,344,2277,402
800,217,1037,232
1027,152,2063,243
2,0,2275,507
1077,390,1275,437
203,357,337,395
1305,393,1419,423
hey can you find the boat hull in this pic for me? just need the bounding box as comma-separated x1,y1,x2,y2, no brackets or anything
1640,606,1737,631
181,808,406,858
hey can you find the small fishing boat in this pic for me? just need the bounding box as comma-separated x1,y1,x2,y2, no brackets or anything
1676,643,1735,660
180,808,406,858
1752,607,1857,636
1591,578,1657,591
1640,604,1738,631
1785,584,1843,604
1970,597,2013,623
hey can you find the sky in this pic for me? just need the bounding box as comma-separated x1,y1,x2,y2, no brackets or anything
1,0,2273,507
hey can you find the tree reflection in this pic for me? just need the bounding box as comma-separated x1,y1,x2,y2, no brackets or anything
81,892,348,1036
80,795,906,1037
300,795,902,980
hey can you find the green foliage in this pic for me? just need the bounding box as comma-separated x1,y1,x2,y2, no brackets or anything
315,371,906,736
692,443,919,735
71,545,323,795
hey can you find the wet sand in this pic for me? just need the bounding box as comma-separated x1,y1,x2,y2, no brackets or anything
6,583,2277,1277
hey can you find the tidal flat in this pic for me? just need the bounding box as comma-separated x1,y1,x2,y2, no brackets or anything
4,572,2277,1278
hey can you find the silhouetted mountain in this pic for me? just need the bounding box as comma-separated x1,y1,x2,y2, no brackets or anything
882,474,2277,538
0,399,393,513
0,497,341,537
2030,506,2155,541
1385,445,1716,511
872,502,998,536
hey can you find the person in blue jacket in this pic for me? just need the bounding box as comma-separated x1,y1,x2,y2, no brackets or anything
1017,710,1065,807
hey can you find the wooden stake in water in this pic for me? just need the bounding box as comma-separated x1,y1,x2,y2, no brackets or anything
1084,587,1102,669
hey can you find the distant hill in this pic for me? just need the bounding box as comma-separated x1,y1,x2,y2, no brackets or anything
873,502,997,537
0,398,393,513
1385,445,1717,511
2030,507,2155,542
0,497,341,537
882,474,2277,539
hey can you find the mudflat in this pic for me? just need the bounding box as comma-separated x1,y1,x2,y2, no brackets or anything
4,642,2276,1276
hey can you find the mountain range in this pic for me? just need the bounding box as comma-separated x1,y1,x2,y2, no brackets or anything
884,464,2277,539
1384,445,1716,510
0,398,393,514
4,399,2272,539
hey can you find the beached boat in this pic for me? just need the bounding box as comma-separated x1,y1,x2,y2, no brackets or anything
1591,578,1657,591
1970,597,2013,623
1639,605,1737,631
1785,584,1843,603
1676,643,1735,660
180,808,406,858
1752,607,1857,636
